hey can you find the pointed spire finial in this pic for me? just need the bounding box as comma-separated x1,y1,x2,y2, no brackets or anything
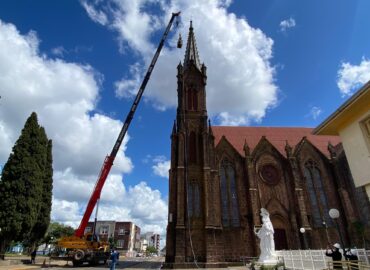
184,21,201,70
285,140,293,157
243,139,250,156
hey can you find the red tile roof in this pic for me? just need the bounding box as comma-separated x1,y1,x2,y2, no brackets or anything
212,126,341,158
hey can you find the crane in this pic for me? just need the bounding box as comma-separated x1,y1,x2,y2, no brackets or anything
56,12,181,267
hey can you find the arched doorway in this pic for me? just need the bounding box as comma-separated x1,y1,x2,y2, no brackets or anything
271,215,289,250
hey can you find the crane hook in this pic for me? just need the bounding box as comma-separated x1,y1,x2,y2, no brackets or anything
177,33,183,49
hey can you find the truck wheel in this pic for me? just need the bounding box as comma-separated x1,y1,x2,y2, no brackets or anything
74,249,85,261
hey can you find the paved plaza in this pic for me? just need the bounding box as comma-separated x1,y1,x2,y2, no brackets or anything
0,256,249,270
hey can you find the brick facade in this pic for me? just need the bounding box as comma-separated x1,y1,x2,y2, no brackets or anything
86,221,140,255
164,24,370,268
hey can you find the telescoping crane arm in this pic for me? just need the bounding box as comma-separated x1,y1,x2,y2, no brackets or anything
75,12,181,238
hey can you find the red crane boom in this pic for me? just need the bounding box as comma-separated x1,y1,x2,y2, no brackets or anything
75,12,181,238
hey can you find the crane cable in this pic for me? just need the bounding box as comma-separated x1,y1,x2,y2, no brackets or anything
183,122,200,268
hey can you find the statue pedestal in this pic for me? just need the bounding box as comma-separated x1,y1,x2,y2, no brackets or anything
253,258,284,270
258,258,279,265
258,255,279,266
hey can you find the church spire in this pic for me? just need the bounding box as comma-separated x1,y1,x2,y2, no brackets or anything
184,21,201,70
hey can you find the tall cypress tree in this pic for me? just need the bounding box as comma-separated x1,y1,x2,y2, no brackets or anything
0,112,53,254
28,139,53,247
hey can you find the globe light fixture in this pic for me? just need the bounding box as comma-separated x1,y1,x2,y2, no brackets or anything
329,208,340,219
300,227,305,234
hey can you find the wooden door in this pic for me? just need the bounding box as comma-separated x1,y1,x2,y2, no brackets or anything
274,228,288,250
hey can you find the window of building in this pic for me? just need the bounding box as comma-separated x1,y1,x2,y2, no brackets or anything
360,115,370,152
118,228,125,235
220,158,240,227
304,160,332,228
100,226,109,235
85,227,92,234
259,164,280,185
117,239,124,248
187,181,201,218
187,87,198,111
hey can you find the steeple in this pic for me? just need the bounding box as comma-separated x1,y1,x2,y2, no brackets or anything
184,21,201,70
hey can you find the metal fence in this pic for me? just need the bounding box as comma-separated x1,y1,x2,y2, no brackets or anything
275,249,370,270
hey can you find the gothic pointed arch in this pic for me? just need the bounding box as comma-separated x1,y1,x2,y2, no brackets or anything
302,158,332,228
252,136,286,161
293,137,329,161
265,197,289,216
215,135,243,160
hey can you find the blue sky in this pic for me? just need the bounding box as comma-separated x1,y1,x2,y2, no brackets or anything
1,0,370,239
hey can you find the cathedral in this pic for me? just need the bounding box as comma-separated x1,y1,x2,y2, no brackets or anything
165,23,370,268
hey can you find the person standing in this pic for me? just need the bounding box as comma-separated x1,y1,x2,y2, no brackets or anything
110,249,118,270
30,249,37,264
326,243,343,269
344,248,358,261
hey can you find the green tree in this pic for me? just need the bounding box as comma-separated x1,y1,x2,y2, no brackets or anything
146,245,157,255
43,222,74,244
0,112,53,256
27,139,53,249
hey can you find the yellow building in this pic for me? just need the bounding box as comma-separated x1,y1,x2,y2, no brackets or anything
314,81,370,200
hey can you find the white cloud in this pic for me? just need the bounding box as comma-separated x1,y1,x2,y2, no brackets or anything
152,156,170,178
51,179,168,235
83,0,278,126
98,181,168,235
307,106,322,120
51,199,82,228
280,17,296,32
0,20,167,235
51,46,67,57
80,1,108,26
337,58,370,96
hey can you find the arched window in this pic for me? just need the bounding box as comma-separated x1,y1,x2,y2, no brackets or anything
304,160,331,227
187,181,201,218
187,87,198,111
220,158,240,227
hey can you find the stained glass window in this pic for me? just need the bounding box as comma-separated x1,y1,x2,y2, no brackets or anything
304,160,331,227
187,181,201,218
220,158,240,227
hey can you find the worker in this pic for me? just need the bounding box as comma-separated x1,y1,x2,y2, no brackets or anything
109,248,119,270
344,248,358,261
326,243,343,269
30,249,37,264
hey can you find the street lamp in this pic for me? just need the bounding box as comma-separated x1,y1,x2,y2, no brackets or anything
300,228,308,249
49,237,54,256
322,220,330,244
329,208,345,251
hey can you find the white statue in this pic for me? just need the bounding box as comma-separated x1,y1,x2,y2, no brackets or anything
254,208,277,264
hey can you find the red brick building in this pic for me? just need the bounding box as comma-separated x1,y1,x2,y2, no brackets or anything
165,23,370,268
86,221,140,256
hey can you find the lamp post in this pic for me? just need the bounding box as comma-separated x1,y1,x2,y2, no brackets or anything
329,208,345,251
49,236,54,256
300,227,308,249
322,220,330,244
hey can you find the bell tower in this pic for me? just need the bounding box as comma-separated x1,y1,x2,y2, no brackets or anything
165,22,222,267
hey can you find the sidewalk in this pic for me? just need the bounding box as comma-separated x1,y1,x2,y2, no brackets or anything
0,256,68,270
0,265,41,270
